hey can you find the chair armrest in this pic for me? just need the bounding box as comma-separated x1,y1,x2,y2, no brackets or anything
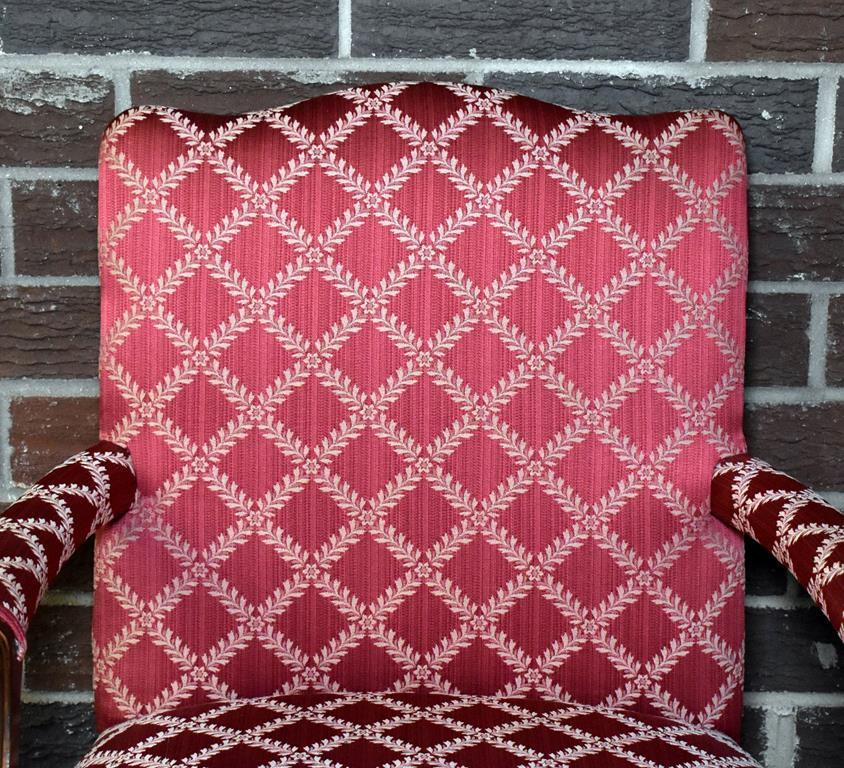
0,440,135,767
711,454,844,642
0,440,136,654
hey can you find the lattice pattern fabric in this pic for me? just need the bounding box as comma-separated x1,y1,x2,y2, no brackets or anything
713,454,844,642
80,692,760,767
96,82,749,735
0,441,135,656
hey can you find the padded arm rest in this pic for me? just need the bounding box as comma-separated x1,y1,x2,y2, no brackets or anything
0,441,135,656
712,454,844,642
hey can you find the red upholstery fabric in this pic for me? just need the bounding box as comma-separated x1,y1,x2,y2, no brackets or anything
96,82,749,735
713,454,844,642
80,692,760,767
0,441,135,655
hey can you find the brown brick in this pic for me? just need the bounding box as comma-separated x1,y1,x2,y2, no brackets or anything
749,186,844,282
746,293,810,387
745,403,844,490
485,73,817,173
827,296,844,385
131,71,468,114
0,71,113,166
709,1,844,62
0,286,99,378
25,605,92,692
10,397,98,486
12,180,98,276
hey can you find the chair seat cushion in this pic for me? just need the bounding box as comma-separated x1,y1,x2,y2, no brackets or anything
79,692,759,767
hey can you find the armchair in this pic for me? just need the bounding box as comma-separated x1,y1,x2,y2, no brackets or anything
1,81,841,766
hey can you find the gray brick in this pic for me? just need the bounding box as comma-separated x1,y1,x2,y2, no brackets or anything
746,293,810,387
745,403,844,491
352,0,691,60
746,539,788,597
20,703,94,768
342,73,469,88
25,605,92,692
741,706,767,764
132,71,344,114
0,72,113,166
746,607,844,692
131,71,468,115
749,185,844,282
12,181,98,276
709,1,844,62
486,73,817,174
1,0,337,56
795,707,844,767
0,287,99,379
827,296,844,386
834,82,844,172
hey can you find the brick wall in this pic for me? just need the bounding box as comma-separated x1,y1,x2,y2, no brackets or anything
1,2,843,766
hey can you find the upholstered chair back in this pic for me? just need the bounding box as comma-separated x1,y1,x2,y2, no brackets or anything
96,82,748,736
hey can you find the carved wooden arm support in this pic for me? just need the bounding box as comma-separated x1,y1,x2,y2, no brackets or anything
712,454,844,643
0,442,136,767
